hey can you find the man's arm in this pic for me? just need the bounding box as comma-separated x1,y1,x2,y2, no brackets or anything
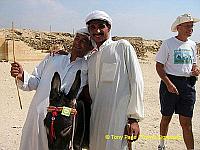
10,55,50,91
122,40,144,141
10,62,40,91
156,62,179,95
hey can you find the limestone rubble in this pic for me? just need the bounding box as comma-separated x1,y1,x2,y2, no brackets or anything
0,28,199,58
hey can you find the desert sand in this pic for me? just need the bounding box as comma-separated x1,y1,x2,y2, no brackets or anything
0,52,199,150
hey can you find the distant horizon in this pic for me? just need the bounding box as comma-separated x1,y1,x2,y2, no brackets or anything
0,0,199,42
1,26,199,43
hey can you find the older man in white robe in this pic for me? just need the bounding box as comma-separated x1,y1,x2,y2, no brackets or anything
10,28,93,150
85,10,144,150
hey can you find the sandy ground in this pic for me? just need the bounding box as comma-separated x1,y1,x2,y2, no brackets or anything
0,52,200,150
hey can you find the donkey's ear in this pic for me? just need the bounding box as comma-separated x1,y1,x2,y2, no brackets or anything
51,72,61,91
50,72,61,99
67,70,81,100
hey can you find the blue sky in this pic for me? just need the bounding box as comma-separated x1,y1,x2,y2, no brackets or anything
0,0,200,42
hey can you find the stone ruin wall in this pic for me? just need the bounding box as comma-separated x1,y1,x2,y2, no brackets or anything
0,28,199,60
112,36,162,57
0,29,74,53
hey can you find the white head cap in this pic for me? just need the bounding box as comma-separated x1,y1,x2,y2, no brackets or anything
75,27,90,36
85,10,112,26
171,13,200,32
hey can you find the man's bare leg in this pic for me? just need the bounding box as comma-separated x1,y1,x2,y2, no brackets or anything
179,115,194,150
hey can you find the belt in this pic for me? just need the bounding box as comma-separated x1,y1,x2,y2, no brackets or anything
166,74,191,80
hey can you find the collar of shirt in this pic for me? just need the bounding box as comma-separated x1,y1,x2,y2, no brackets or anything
98,37,113,51
68,53,84,64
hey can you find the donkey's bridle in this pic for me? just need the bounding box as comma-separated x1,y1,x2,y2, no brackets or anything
47,106,62,144
47,106,63,112
46,100,77,150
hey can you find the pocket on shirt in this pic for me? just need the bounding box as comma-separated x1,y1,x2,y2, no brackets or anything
100,63,117,82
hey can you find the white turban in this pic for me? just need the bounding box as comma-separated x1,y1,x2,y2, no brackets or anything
85,10,112,26
75,27,90,36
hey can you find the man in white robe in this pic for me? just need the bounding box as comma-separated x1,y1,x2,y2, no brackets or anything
10,28,93,150
85,10,144,150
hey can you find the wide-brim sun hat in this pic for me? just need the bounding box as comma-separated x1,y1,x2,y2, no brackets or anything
85,10,112,26
171,13,200,32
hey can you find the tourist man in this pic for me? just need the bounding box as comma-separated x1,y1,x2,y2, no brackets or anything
156,14,200,150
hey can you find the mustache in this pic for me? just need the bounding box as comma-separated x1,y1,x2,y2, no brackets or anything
93,32,104,36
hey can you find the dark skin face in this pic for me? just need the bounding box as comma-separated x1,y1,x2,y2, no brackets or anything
87,20,111,48
176,21,194,42
71,33,93,61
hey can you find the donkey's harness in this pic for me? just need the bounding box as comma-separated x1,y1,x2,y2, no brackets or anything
47,99,77,150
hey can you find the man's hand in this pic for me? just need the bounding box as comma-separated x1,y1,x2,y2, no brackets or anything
126,118,140,141
191,64,200,76
129,122,140,141
50,49,68,56
10,62,24,81
166,82,179,95
125,120,139,150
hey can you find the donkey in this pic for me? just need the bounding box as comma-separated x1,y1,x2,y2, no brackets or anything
44,70,90,150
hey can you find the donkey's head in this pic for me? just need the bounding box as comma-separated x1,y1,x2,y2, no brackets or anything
44,70,81,150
